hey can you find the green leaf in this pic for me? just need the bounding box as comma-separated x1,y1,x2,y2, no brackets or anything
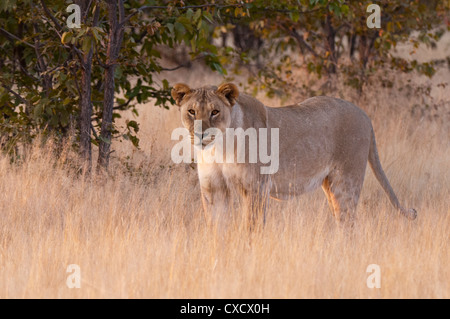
61,31,73,45
174,22,185,41
162,79,169,90
341,4,349,16
193,9,202,23
62,97,72,106
50,114,59,127
126,120,139,133
177,16,193,33
33,104,43,119
165,23,174,35
290,11,300,23
81,36,92,54
137,64,146,76
203,11,214,23
190,37,197,52
186,8,194,20
98,135,111,145
129,134,139,148
92,28,100,43
328,2,341,16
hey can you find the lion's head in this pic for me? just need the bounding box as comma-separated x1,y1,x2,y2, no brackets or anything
171,83,239,146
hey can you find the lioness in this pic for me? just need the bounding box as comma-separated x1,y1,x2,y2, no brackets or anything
172,83,417,223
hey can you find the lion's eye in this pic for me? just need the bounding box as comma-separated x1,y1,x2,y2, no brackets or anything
188,109,195,116
211,110,219,116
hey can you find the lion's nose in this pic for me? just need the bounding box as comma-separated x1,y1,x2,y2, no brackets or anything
194,131,208,139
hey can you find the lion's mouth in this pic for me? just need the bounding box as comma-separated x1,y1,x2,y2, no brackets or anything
190,133,216,147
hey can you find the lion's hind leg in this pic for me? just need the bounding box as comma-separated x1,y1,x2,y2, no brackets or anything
321,176,341,218
321,169,365,225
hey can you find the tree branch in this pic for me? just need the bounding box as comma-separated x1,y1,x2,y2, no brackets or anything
94,44,109,69
91,123,99,141
83,0,94,23
0,82,31,108
0,27,35,48
160,54,206,71
113,96,134,110
121,4,321,28
284,25,320,58
39,0,63,30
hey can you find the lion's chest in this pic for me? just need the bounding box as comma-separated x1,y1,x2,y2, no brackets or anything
197,157,250,192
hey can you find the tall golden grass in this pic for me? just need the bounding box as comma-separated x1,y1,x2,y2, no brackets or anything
0,55,449,298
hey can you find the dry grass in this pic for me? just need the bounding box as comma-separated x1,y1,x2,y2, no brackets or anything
0,46,449,299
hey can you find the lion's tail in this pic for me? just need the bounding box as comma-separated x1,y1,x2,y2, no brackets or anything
368,128,417,220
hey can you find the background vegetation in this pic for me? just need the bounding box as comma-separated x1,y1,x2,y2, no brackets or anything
0,0,448,171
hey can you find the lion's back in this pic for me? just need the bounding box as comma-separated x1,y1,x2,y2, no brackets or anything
267,96,372,135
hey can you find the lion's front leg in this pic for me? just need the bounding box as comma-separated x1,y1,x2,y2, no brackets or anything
198,167,230,220
200,185,213,215
200,184,230,220
239,177,272,227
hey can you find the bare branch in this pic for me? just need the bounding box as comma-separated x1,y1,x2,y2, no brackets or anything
83,0,94,22
113,96,134,110
32,24,47,72
160,55,206,71
91,123,99,141
68,65,82,97
40,0,63,30
0,82,31,108
94,45,109,69
286,26,320,58
0,27,35,48
92,0,100,26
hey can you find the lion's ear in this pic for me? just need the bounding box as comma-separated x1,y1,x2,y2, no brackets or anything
216,83,239,106
171,83,191,106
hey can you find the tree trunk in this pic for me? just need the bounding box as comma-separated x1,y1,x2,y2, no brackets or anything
324,13,337,74
97,65,115,169
77,1,99,172
79,48,94,170
349,32,356,61
97,0,124,170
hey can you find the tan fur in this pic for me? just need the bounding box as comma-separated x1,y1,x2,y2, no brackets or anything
171,83,417,223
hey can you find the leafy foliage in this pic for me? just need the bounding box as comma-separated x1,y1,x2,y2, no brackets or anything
0,0,227,161
215,0,448,95
0,0,448,164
